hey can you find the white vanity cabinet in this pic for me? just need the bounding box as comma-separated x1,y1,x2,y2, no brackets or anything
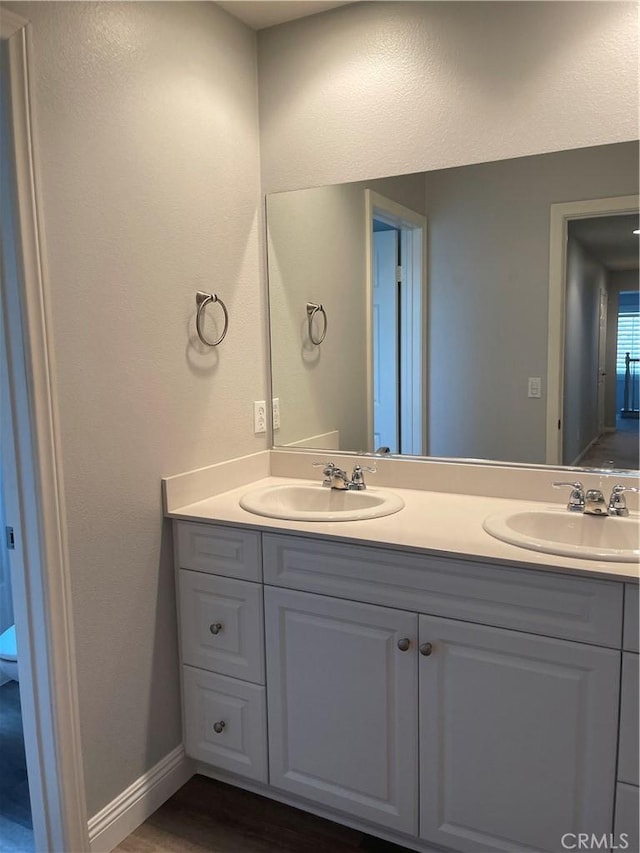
264,586,418,835
174,520,632,853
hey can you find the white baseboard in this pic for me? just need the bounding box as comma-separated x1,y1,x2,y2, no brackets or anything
88,745,193,852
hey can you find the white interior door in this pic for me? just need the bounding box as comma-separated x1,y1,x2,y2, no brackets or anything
0,312,15,640
373,229,399,452
597,286,608,434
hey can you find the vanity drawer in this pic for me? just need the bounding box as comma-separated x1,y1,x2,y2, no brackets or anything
263,534,623,647
175,521,261,581
623,584,639,652
178,570,264,684
182,666,268,783
618,652,639,786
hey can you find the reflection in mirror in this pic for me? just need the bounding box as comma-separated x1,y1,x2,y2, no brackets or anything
267,142,639,471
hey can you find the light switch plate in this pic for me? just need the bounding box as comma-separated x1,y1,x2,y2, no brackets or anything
528,377,542,398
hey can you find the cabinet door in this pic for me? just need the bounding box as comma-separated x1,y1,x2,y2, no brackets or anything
265,587,418,835
419,615,620,853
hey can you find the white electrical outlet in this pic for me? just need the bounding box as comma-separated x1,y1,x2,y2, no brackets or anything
528,377,542,398
253,400,266,434
272,397,281,431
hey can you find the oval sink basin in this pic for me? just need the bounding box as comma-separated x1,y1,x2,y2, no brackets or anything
483,509,640,563
239,483,404,522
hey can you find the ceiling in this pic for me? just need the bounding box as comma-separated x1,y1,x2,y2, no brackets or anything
569,214,640,272
217,1,353,30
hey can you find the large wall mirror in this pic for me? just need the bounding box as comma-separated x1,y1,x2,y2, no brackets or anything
266,141,639,472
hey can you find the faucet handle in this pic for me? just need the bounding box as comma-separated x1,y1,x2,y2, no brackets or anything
313,461,336,486
608,484,640,517
553,481,585,512
351,464,376,490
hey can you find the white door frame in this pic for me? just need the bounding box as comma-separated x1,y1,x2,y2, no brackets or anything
546,194,640,465
365,190,427,455
1,10,89,851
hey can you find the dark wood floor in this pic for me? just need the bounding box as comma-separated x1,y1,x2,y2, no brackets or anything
0,680,34,852
115,775,413,853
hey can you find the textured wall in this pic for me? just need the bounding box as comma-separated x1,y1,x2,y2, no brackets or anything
6,1,265,816
258,1,639,193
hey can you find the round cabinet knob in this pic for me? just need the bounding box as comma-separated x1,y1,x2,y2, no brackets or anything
209,623,223,635
419,642,433,657
213,720,226,734
397,638,411,652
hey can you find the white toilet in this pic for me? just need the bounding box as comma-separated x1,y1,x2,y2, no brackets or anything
0,624,18,682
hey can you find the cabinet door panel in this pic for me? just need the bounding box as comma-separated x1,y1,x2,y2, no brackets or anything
265,587,418,835
419,615,620,853
623,584,639,652
618,652,639,786
615,783,639,853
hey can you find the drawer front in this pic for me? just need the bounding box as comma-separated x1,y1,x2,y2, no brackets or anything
179,571,264,684
182,666,268,783
263,534,623,646
175,522,261,581
623,584,639,652
615,783,639,853
618,652,639,786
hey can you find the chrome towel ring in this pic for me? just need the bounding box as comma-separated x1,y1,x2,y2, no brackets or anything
306,301,327,345
195,291,229,347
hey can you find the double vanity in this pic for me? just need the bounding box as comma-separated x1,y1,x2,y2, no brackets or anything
164,451,639,853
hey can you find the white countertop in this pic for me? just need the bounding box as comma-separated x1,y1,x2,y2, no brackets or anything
167,476,640,583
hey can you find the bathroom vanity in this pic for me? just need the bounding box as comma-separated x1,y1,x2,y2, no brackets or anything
166,457,639,853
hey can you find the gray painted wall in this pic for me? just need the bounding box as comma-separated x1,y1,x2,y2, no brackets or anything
6,0,265,816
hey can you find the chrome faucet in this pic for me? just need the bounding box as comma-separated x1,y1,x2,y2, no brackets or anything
313,461,376,490
554,480,639,517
